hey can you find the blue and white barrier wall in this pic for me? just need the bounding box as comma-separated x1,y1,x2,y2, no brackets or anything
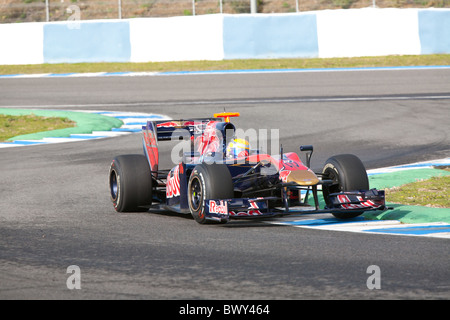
0,8,449,65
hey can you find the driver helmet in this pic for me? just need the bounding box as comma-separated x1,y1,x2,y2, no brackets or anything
226,138,250,158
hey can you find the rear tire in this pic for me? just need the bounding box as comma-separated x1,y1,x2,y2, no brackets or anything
109,154,152,212
322,154,369,219
188,163,233,224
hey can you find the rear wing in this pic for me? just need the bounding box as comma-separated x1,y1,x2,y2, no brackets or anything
142,115,238,178
142,118,217,179
144,118,217,142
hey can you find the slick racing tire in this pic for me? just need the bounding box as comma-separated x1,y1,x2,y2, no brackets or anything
109,154,153,212
188,163,233,224
322,154,369,219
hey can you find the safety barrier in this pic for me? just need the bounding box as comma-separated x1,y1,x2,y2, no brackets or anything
0,8,449,65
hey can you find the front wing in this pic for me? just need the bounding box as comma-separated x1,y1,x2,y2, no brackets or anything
204,189,387,222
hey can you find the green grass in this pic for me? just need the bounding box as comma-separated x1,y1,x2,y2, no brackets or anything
0,114,76,142
1,54,449,75
385,172,450,208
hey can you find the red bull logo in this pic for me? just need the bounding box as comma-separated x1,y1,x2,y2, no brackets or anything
166,166,180,198
209,200,228,215
279,168,291,183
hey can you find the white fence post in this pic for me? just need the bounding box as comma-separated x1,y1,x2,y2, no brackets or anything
250,0,257,13
45,0,49,21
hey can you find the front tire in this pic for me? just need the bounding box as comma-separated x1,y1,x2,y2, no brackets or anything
322,154,369,219
188,163,233,224
109,154,152,212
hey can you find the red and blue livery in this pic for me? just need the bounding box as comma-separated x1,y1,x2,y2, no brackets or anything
109,112,387,224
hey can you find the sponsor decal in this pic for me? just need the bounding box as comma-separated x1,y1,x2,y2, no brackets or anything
143,129,158,173
209,200,228,215
279,168,291,183
157,121,183,128
195,121,221,155
230,200,263,216
166,166,180,198
336,194,382,210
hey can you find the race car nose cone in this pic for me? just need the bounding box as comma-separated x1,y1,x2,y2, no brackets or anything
287,170,319,186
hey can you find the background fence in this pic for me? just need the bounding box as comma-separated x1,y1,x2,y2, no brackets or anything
2,8,449,65
1,0,449,23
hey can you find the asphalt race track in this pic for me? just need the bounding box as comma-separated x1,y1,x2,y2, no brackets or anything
0,68,449,300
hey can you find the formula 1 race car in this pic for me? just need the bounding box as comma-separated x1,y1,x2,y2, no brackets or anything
108,112,387,224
